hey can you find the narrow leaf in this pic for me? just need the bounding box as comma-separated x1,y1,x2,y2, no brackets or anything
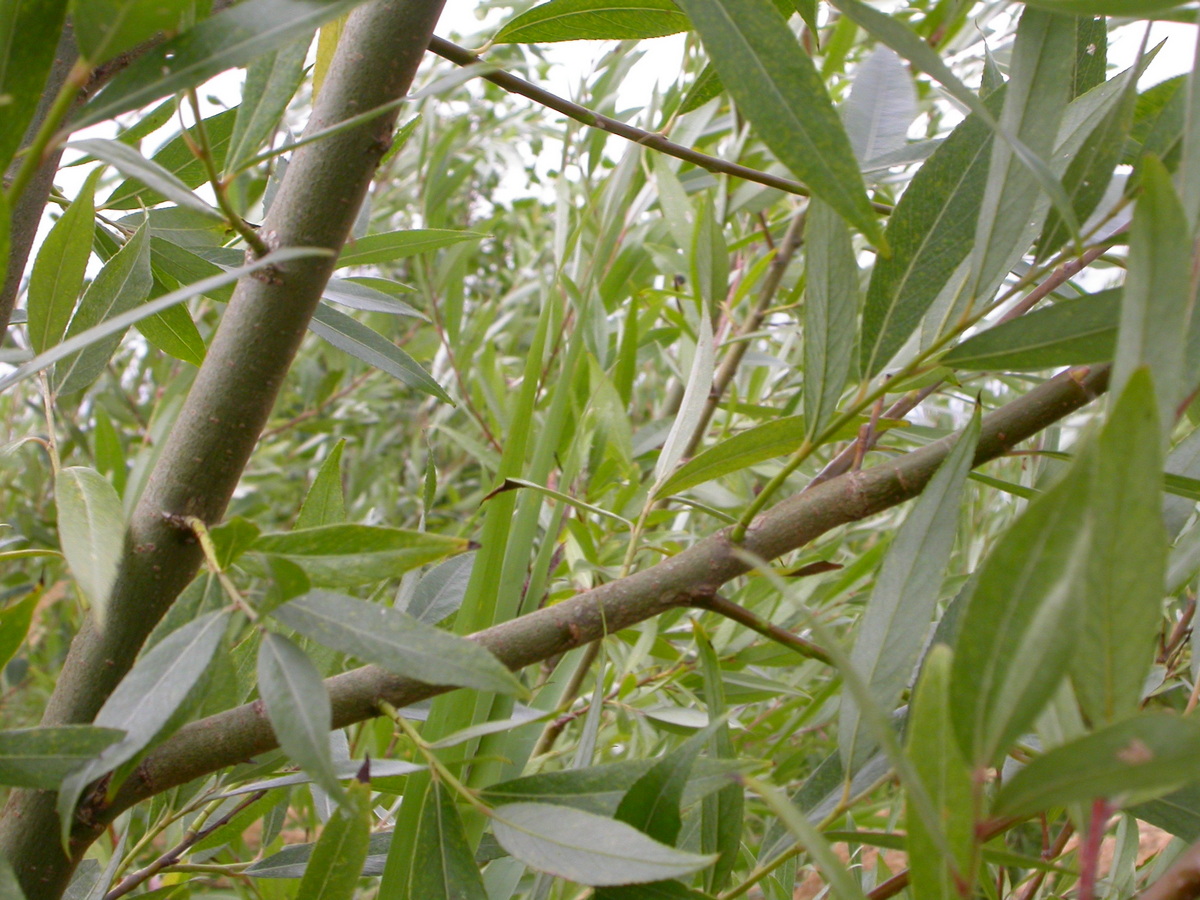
71,0,180,66
673,0,884,246
0,591,39,672
75,0,358,128
494,0,690,42
840,408,979,769
271,590,524,695
491,803,717,886
0,726,125,789
402,552,475,625
55,467,124,629
72,139,222,219
843,46,918,166
55,219,152,395
227,37,309,174
308,304,452,403
0,0,69,172
136,299,206,367
296,777,372,900
336,229,487,267
654,309,714,484
322,279,424,317
257,632,346,804
615,723,716,845
803,200,858,439
994,713,1200,818
409,781,488,900
296,440,347,529
58,612,229,844
27,169,99,353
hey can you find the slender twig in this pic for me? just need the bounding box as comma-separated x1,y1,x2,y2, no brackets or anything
104,790,267,900
427,37,893,214
1014,821,1075,900
690,592,831,664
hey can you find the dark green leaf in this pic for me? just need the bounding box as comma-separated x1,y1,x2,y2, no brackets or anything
135,298,206,366
803,200,858,439
73,139,222,219
54,219,152,395
308,304,452,404
27,169,99,353
994,713,1200,817
673,0,884,246
679,63,723,115
336,229,487,267
0,592,39,672
271,590,524,695
491,802,717,886
227,38,309,174
409,781,488,900
0,0,69,172
75,0,357,128
296,440,347,529
247,832,394,878
296,778,371,900
257,631,346,804
0,726,125,789
694,628,741,893
494,0,690,42
71,0,181,66
252,524,467,587
615,723,715,845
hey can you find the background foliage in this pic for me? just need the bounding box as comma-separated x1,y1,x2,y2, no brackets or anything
3,0,1200,899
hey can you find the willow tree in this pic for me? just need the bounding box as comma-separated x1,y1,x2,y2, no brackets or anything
2,0,1199,899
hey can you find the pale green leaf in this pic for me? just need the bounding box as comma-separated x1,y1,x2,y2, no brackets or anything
0,726,124,790
494,0,690,42
843,46,918,166
55,467,124,628
803,200,858,439
227,38,309,174
73,139,222,219
336,229,487,268
0,591,39,673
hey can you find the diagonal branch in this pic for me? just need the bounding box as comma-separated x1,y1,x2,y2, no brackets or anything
83,363,1110,844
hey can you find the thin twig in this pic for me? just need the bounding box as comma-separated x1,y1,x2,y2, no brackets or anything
427,37,893,214
690,592,831,664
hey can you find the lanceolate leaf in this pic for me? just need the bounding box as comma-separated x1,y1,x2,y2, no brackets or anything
296,777,372,900
55,219,152,395
694,628,741,893
994,713,1200,818
402,552,475,625
271,590,524,695
0,0,69,173
55,467,124,629
614,723,715,845
72,139,223,219
840,408,979,769
257,632,346,804
842,46,918,166
409,781,488,900
58,612,229,844
950,449,1095,766
336,229,487,267
136,296,206,366
75,0,361,128
654,308,714,485
906,646,976,900
0,592,39,673
969,8,1075,302
70,0,181,66
1111,156,1194,439
227,38,310,174
308,303,452,403
296,440,347,529
1069,371,1166,724
490,803,718,886
26,166,99,354
803,200,858,439
942,289,1120,371
0,726,124,790
253,524,466,587
673,0,885,247
494,0,690,43
860,90,1004,377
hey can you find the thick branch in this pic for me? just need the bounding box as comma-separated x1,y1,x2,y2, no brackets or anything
86,363,1110,838
0,1,447,896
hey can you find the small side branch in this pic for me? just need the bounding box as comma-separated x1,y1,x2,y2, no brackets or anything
690,592,832,664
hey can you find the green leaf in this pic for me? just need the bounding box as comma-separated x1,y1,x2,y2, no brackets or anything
1112,156,1194,441
296,440,347,529
75,0,356,128
679,63,723,115
73,139,222,219
0,726,125,790
0,591,38,672
70,0,181,66
905,646,976,900
654,308,714,485
103,108,239,210
336,229,487,267
0,854,26,900
54,219,153,395
803,200,858,439
694,628,741,894
1069,370,1166,724
1020,0,1194,17
271,590,524,695
27,168,99,353
409,781,488,900
614,723,715,845
949,445,1094,767
135,299,206,367
994,713,1200,818
55,467,124,629
58,611,229,844
672,0,884,247
941,289,1119,370
308,304,452,404
969,8,1075,300
597,884,715,900
860,89,1003,377
490,802,718,886
402,552,475,625
842,46,918,166
210,517,262,569
494,0,690,42
0,0,69,172
0,246,328,393
296,777,372,900
840,408,978,769
227,38,309,174
322,279,424,317
257,631,346,804
253,524,466,587
247,831,394,878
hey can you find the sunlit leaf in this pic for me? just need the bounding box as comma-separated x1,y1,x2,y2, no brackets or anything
494,0,689,42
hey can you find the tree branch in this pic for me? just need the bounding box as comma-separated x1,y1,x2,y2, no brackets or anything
83,363,1109,843
0,1,447,896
